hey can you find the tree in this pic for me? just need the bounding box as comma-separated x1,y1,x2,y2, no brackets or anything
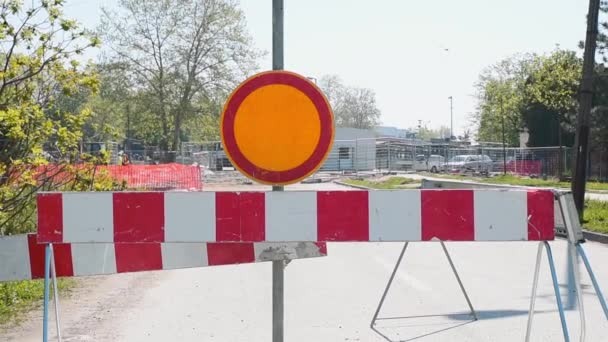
100,0,260,159
473,51,583,150
0,0,110,235
415,125,451,140
472,54,532,145
525,49,581,145
319,74,381,129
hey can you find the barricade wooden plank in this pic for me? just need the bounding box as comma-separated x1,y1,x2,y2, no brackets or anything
36,189,556,243
0,234,327,282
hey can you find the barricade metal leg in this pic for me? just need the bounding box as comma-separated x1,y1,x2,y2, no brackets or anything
569,243,585,342
440,241,477,320
525,241,570,342
50,244,62,342
565,244,577,310
43,244,51,342
370,242,409,327
370,242,476,328
576,243,608,320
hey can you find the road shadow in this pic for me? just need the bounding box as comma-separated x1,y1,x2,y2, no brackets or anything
370,309,548,342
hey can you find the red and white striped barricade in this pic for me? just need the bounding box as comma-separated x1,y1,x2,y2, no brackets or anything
36,189,555,243
0,234,327,282
33,189,607,342
0,234,326,342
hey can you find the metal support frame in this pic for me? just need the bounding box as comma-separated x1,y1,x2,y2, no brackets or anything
577,243,608,319
525,241,570,342
43,244,62,342
526,192,608,342
370,241,477,327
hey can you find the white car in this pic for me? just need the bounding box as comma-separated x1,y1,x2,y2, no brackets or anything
413,154,445,173
443,155,493,174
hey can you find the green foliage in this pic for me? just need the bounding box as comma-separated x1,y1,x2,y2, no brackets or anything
473,50,583,148
100,0,261,154
479,175,608,191
415,125,452,141
584,199,608,234
0,1,106,235
344,177,419,189
0,279,75,326
473,54,533,145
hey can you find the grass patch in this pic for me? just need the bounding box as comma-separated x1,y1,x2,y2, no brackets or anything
479,175,567,188
344,176,419,189
0,278,76,327
422,173,608,191
584,200,608,234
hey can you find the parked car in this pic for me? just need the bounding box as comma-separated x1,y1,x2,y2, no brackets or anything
413,154,445,173
443,155,493,174
493,155,542,176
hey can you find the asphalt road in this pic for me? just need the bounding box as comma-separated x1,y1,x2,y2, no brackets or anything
2,182,608,342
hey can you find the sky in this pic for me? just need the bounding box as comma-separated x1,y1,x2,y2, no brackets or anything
65,0,590,136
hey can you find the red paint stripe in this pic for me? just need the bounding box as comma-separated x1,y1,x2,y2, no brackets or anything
36,193,63,243
207,243,255,265
216,192,265,242
221,71,333,184
115,243,163,273
421,190,474,241
317,191,369,241
314,242,328,255
527,190,555,240
27,235,73,279
113,192,165,243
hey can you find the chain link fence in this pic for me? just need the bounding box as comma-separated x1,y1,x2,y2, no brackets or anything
178,139,608,181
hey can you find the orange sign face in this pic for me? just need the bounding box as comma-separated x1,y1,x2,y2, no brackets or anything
221,71,334,185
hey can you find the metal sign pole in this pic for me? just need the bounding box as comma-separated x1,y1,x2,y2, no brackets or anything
272,1,285,342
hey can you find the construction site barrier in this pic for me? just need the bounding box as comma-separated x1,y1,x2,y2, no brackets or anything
104,164,202,191
31,163,202,191
0,234,326,282
36,189,555,244
7,188,607,342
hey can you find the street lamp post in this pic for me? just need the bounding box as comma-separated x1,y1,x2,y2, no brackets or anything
448,96,453,141
500,98,507,175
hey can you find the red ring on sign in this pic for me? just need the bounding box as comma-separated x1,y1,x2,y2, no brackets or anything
221,71,334,185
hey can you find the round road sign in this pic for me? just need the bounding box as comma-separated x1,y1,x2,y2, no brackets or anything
221,70,334,185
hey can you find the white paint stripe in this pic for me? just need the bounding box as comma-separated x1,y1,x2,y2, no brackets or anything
63,192,114,243
474,190,528,241
161,243,209,269
164,192,216,242
0,235,31,281
71,243,117,276
265,192,317,242
369,190,421,241
253,242,323,261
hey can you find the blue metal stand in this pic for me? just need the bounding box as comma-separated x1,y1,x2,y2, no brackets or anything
43,244,51,342
525,241,570,342
577,243,608,319
42,244,62,342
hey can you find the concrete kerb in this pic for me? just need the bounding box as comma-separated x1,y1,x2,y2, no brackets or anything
334,177,608,245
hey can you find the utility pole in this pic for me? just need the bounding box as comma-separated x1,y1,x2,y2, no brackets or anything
572,0,600,218
448,96,453,141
